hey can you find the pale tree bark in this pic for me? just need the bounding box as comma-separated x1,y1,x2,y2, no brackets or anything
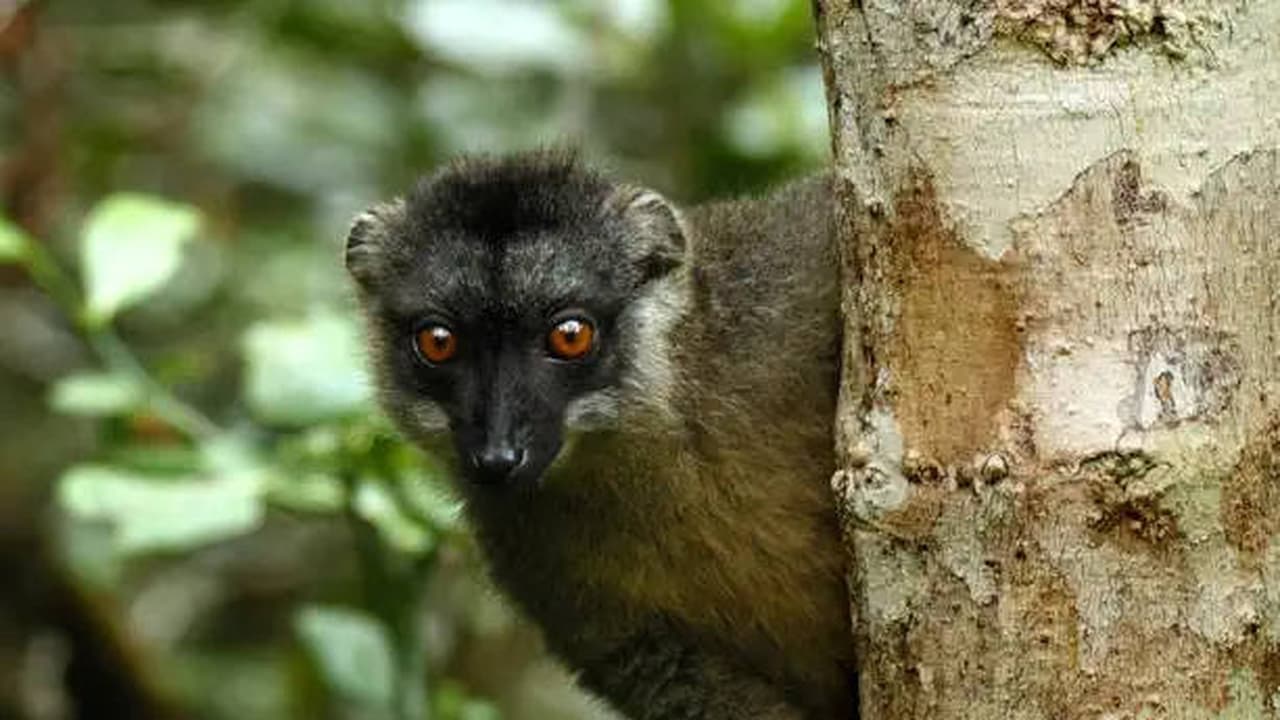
813,2,1280,718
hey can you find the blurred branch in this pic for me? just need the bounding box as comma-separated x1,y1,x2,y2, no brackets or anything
86,330,221,440
22,238,221,439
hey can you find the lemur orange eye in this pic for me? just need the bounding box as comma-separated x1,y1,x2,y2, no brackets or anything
415,325,457,364
547,318,594,360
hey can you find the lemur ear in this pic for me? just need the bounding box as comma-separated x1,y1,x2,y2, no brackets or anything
605,187,687,281
344,198,406,288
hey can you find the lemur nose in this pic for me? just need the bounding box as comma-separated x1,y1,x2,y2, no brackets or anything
471,446,526,483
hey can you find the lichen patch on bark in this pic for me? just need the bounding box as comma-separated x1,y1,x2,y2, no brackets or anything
1084,457,1185,556
1223,416,1280,570
994,0,1245,64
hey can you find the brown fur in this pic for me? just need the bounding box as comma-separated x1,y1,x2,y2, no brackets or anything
462,176,854,718
348,156,853,718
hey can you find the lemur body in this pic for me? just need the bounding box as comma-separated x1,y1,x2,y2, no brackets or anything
346,151,854,719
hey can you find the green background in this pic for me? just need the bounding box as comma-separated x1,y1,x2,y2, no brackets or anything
0,1,826,718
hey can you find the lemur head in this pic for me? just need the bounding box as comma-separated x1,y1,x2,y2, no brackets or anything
346,150,688,488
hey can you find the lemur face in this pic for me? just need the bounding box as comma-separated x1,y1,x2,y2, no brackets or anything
346,152,685,488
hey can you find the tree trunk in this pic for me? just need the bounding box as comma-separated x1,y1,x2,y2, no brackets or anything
813,2,1280,718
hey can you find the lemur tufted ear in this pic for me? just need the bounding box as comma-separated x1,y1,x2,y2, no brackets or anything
344,198,406,288
604,187,688,282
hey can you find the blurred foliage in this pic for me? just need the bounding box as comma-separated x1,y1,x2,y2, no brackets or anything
0,1,825,719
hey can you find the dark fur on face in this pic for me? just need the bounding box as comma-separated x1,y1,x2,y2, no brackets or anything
346,150,685,488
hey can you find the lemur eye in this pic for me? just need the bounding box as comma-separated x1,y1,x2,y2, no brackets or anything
547,317,595,361
414,324,457,364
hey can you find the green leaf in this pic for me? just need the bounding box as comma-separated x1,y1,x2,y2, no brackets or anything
295,605,395,710
241,312,371,426
57,464,264,554
398,474,463,531
104,445,203,475
265,471,345,514
434,681,503,720
458,700,502,720
200,432,265,474
405,1,590,72
382,443,462,530
80,193,201,324
48,372,146,416
354,479,434,554
205,434,348,513
0,217,33,263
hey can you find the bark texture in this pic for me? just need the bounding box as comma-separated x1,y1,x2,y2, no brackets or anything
813,1,1280,717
